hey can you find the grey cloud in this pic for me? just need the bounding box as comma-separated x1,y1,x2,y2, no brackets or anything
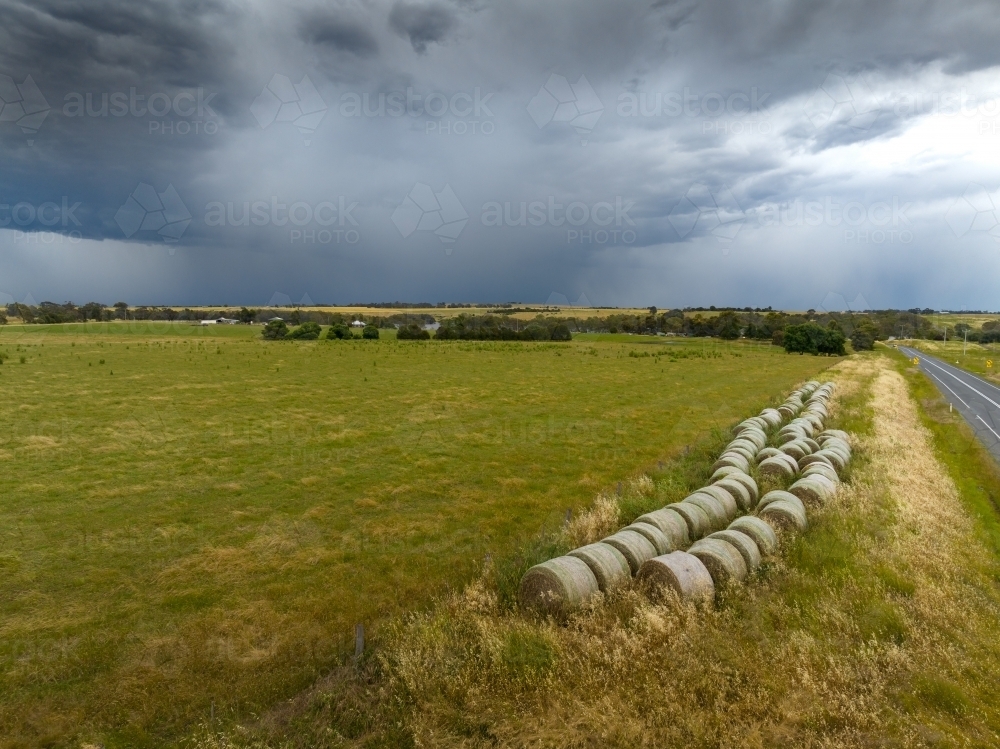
299,11,379,56
388,1,455,53
2,0,1000,308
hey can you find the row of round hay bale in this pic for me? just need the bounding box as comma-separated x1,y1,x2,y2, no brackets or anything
518,556,600,615
637,551,715,603
758,453,799,479
634,507,691,548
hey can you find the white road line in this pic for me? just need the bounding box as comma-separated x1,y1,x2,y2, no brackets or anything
926,371,971,408
909,348,1000,398
916,356,1000,411
977,415,1000,443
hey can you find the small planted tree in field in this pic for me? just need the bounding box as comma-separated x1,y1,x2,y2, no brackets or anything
262,320,288,339
325,323,352,340
397,324,430,340
287,321,321,340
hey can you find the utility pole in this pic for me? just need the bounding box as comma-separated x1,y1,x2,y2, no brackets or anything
964,327,968,357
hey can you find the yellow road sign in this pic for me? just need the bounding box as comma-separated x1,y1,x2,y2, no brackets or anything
912,357,919,365
988,360,993,368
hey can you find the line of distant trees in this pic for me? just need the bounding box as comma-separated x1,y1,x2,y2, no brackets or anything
4,302,998,350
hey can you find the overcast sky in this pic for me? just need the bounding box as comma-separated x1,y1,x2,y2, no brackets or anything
1,0,1000,309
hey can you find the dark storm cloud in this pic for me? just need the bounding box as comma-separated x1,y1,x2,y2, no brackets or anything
387,1,456,53
299,10,379,56
2,0,1000,308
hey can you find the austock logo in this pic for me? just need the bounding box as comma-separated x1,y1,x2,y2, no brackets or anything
668,184,746,243
0,74,50,143
115,183,192,243
250,74,327,145
392,183,469,250
527,74,604,142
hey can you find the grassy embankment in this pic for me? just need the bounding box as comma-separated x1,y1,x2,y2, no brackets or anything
0,324,830,747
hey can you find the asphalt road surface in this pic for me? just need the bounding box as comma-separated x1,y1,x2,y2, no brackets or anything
898,345,1000,463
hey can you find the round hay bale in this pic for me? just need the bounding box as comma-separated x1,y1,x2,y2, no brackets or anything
725,471,759,506
710,465,743,483
756,446,783,461
780,441,809,461
777,429,806,445
777,406,797,421
758,490,806,516
802,463,840,484
815,449,847,471
799,453,835,469
727,437,760,454
823,438,852,457
740,427,767,445
625,522,673,555
714,478,752,512
636,508,691,548
759,409,782,428
568,543,631,592
711,453,750,474
602,529,658,574
728,515,778,555
695,485,739,520
637,551,715,603
688,538,748,585
788,478,832,505
758,499,808,532
666,502,712,540
802,437,821,453
724,444,757,463
519,556,600,614
803,414,824,432
819,429,849,443
758,455,797,479
708,530,762,572
682,493,728,532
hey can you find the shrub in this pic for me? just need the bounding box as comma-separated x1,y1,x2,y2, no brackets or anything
325,324,352,340
783,323,845,356
287,321,321,340
550,323,572,341
362,325,379,340
262,320,288,340
397,324,430,340
850,318,878,351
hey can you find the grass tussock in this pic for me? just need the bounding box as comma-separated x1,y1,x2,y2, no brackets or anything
226,353,1000,748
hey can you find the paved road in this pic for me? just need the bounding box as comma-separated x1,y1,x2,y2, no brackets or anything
898,345,1000,463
